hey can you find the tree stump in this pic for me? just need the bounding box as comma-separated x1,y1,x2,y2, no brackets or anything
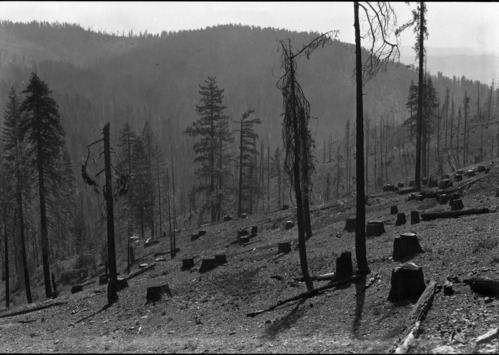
383,184,395,192
395,212,406,226
397,182,405,188
129,245,135,264
215,254,227,265
466,169,476,177
390,206,398,215
437,194,448,205
52,273,58,293
241,213,247,219
99,275,108,285
496,187,499,197
366,220,385,237
251,225,258,235
410,211,420,224
181,258,194,270
191,233,199,241
408,180,415,187
238,229,249,237
198,229,206,236
450,199,464,211
71,284,83,294
282,204,289,210
277,242,291,254
334,252,353,281
199,258,217,273
239,235,250,244
428,178,438,188
392,233,424,261
146,283,172,304
223,215,232,222
454,173,463,182
438,179,452,189
388,263,426,302
116,277,129,291
344,218,356,232
285,221,294,230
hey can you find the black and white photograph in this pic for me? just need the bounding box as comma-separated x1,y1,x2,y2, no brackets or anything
0,1,498,353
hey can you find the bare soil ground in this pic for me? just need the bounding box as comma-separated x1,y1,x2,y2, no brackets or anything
1,164,499,353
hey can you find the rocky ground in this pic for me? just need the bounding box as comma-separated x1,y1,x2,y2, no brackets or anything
1,163,499,353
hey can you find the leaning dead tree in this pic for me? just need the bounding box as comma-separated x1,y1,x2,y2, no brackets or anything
354,1,400,274
277,32,335,291
82,122,129,304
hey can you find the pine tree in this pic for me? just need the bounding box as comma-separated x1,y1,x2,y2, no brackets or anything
19,73,66,298
184,77,234,222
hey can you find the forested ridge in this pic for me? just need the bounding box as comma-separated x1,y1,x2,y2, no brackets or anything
0,20,497,306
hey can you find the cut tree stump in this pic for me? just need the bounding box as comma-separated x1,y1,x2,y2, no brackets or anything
496,187,499,197
239,235,250,244
198,230,207,236
191,233,199,242
251,225,258,234
464,277,499,295
223,215,232,222
282,204,289,210
215,253,227,265
181,258,194,270
396,213,407,226
437,194,448,205
238,229,249,237
450,199,464,210
116,277,129,291
391,206,399,215
366,220,385,237
454,173,463,182
344,218,356,232
146,283,172,304
421,208,490,221
392,233,424,261
277,242,292,254
241,213,247,219
410,211,420,224
284,221,294,230
388,262,426,302
71,284,83,294
99,275,108,285
334,251,353,281
199,258,217,273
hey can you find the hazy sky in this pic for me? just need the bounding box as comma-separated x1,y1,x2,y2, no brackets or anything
0,1,498,54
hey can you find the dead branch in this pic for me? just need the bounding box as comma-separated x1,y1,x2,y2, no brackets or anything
246,275,359,317
421,208,491,221
125,262,156,281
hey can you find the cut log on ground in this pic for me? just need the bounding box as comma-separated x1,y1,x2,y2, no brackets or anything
199,258,218,273
421,208,490,221
0,301,68,319
392,233,424,261
464,277,499,295
396,212,407,226
277,242,292,254
344,217,356,232
334,251,353,281
388,263,426,302
246,275,359,318
125,262,156,281
146,284,172,304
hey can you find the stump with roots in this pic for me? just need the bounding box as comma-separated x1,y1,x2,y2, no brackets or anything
116,277,129,291
146,283,172,304
450,199,464,211
215,254,227,265
71,284,83,294
392,233,424,261
334,251,353,281
199,258,218,273
366,220,385,237
277,242,292,254
344,218,356,232
181,258,194,270
390,206,398,215
388,262,426,302
285,221,294,230
239,235,250,244
251,226,258,235
395,212,406,226
99,275,108,285
410,211,420,224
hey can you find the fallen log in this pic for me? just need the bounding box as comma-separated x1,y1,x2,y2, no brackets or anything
125,262,156,281
464,277,499,295
392,280,438,354
421,208,490,221
246,275,359,318
0,300,68,319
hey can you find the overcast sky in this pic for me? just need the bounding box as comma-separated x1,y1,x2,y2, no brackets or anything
0,1,498,54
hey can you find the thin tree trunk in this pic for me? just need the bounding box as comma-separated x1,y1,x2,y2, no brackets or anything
4,208,10,309
415,1,425,190
17,185,32,303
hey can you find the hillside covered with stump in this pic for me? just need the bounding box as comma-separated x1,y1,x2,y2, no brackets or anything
1,161,499,353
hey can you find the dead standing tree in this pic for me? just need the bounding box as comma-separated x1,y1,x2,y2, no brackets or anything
277,33,334,291
82,122,129,305
354,1,400,274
